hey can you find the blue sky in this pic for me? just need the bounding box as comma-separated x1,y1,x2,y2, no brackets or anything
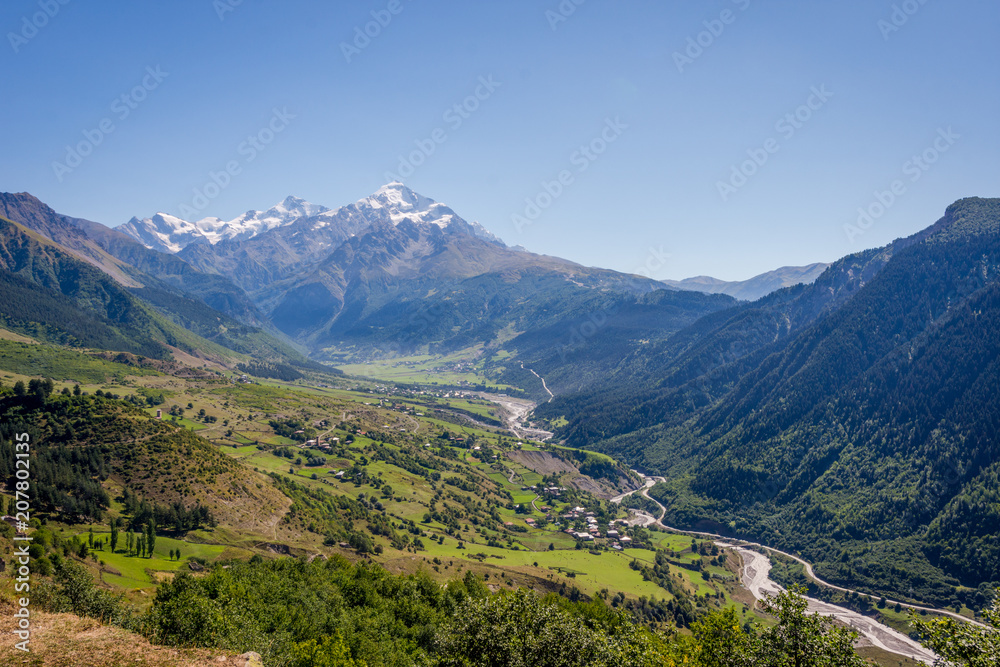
2,0,997,281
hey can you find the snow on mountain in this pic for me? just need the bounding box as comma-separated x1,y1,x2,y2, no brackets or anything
119,196,329,253
119,185,504,253
358,182,458,227
353,182,505,246
229,195,330,240
119,212,203,254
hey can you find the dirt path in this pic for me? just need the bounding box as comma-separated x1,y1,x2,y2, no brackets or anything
519,362,554,402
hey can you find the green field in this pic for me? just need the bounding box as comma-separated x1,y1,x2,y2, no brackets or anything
74,530,232,589
0,339,160,384
335,347,511,389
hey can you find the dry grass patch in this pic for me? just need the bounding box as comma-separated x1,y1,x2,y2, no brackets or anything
0,608,249,667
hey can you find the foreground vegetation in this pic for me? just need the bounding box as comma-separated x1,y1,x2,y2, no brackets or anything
22,548,983,667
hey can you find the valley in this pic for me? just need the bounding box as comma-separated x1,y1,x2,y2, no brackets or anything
4,5,997,665
614,474,957,664
0,330,977,665
0,335,745,615
1,189,998,665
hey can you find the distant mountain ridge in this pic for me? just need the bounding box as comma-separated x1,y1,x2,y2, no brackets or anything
663,263,830,301
0,192,321,368
117,182,724,374
119,183,504,255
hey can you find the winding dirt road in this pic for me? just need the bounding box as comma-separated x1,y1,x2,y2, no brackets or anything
519,362,554,402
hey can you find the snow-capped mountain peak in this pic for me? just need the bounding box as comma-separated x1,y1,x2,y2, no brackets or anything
359,181,458,228
118,185,504,254
355,182,505,246
118,196,329,253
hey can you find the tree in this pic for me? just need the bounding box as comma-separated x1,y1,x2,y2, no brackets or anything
110,519,119,554
289,634,366,667
681,605,760,667
23,377,56,398
757,587,866,667
911,590,1000,666
13,381,26,397
434,588,660,667
146,520,156,558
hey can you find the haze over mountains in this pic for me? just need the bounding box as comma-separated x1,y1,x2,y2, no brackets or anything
662,263,830,302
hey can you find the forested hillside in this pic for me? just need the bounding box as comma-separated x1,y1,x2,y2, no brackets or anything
538,198,1000,609
0,195,323,370
0,215,187,358
0,192,264,325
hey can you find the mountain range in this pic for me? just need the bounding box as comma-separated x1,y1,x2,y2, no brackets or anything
2,181,999,614
120,184,504,255
0,184,747,387
107,183,749,370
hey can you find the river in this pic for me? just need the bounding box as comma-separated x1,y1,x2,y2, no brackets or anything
476,392,553,441
611,473,942,664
